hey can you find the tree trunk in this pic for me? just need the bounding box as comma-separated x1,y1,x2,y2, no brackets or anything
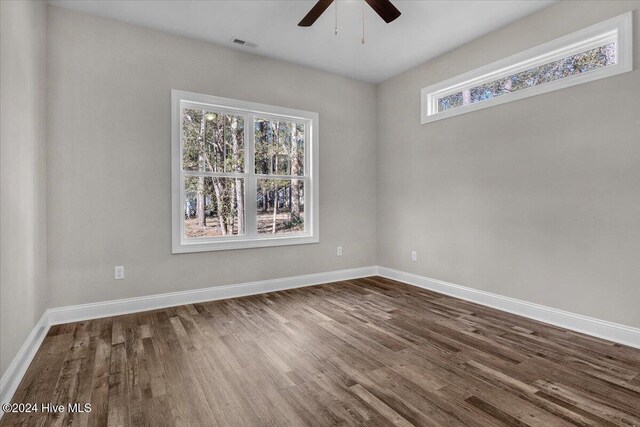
212,115,226,234
197,111,207,227
272,187,278,234
212,178,227,235
271,121,281,234
263,188,268,212
290,123,301,222
230,116,244,234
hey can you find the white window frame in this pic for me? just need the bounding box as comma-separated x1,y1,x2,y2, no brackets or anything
171,90,319,253
421,12,633,124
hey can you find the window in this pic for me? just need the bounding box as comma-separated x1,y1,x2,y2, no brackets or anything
172,90,318,253
421,12,633,124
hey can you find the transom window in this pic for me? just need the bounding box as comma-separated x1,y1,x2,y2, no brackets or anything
421,12,632,123
172,90,319,253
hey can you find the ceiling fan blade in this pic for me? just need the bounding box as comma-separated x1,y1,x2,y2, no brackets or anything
298,0,335,27
364,0,401,23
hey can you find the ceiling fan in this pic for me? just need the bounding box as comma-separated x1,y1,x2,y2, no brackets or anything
298,0,401,28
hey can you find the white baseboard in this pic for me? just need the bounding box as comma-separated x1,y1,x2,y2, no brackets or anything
377,266,640,350
0,266,377,408
0,312,50,407
3,264,640,411
47,266,378,325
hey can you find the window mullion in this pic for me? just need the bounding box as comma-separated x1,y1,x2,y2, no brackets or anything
245,113,257,238
182,171,246,179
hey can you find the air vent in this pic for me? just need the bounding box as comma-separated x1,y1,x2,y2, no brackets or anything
231,38,257,49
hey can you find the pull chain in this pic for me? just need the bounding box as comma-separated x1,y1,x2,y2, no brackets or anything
361,0,365,44
334,0,338,35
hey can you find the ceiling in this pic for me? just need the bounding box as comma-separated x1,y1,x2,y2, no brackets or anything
49,0,555,83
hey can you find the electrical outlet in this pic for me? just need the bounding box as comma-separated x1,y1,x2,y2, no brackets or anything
337,246,343,257
411,251,417,262
115,266,125,280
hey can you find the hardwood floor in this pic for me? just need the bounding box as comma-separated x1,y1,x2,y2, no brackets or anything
2,276,640,426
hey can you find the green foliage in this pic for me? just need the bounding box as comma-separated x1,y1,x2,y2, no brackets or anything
285,215,304,229
183,109,305,236
182,109,245,173
255,119,304,175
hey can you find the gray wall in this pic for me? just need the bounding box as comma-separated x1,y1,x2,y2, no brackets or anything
377,0,640,328
46,7,378,308
0,0,48,375
4,0,639,381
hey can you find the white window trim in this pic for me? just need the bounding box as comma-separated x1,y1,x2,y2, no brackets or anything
421,12,633,124
171,90,319,253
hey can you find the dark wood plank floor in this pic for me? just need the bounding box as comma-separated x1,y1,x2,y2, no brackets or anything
2,276,640,426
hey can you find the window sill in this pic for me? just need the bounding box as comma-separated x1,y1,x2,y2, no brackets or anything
172,234,319,253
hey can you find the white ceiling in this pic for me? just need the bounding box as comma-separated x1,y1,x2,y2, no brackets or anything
49,0,555,83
